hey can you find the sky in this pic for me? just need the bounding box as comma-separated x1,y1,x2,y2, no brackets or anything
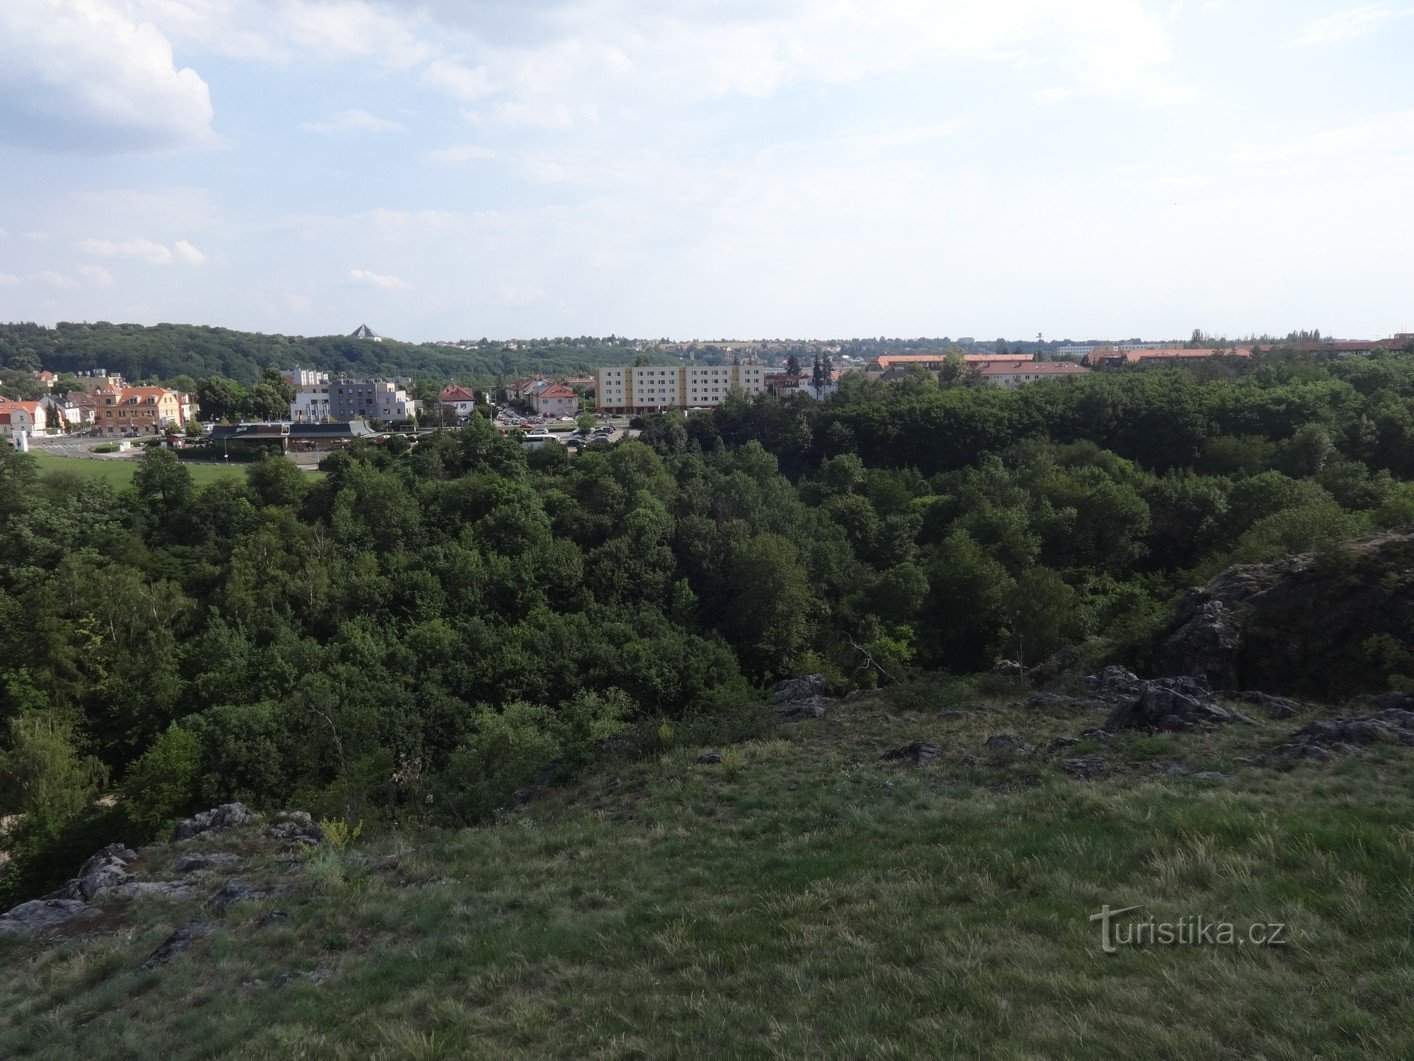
0,1,1412,344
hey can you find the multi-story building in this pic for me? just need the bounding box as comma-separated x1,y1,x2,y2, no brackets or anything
92,387,191,435
595,364,768,413
328,380,418,422
976,362,1091,388
281,367,330,388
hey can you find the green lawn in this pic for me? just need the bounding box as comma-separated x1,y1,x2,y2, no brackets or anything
1,680,1410,1058
28,452,308,486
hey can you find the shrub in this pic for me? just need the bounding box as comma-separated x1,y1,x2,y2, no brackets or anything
119,723,202,840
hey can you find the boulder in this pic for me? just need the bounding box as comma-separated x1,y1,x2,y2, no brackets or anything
880,741,943,765
0,899,101,938
1349,691,1414,713
1082,665,1144,700
771,675,830,704
984,733,1033,756
1104,680,1255,734
1059,755,1107,779
696,752,724,765
778,695,833,722
1275,712,1414,757
990,660,1023,677
172,803,257,843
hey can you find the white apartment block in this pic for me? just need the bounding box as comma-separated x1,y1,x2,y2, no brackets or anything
595,365,768,413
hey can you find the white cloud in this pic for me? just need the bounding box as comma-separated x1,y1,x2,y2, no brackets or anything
0,273,19,288
79,236,207,265
31,271,80,291
174,239,206,265
348,268,411,291
1293,5,1413,46
420,60,495,102
79,264,114,287
304,108,406,133
0,0,214,153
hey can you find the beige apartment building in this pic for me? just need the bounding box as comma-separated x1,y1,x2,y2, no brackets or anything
595,364,768,414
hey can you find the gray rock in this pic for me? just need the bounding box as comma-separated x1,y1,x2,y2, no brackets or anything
1078,728,1112,743
771,674,830,704
1105,681,1256,733
1222,691,1303,719
0,899,101,937
778,694,833,721
172,803,257,843
206,878,280,913
49,843,140,902
1082,666,1143,699
170,852,242,875
1275,712,1414,757
1163,762,1191,776
1352,691,1414,713
140,918,213,968
265,819,326,845
880,741,943,765
1059,755,1108,779
696,752,723,765
1046,736,1081,752
991,660,1023,677
112,881,200,902
1155,596,1244,685
984,733,1033,756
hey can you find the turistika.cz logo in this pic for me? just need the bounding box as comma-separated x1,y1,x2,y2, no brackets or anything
1090,905,1289,954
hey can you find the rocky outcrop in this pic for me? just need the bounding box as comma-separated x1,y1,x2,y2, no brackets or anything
984,733,1033,756
265,811,326,847
172,803,257,843
1085,667,1256,733
1152,528,1414,696
1274,710,1414,759
772,675,835,721
0,899,101,938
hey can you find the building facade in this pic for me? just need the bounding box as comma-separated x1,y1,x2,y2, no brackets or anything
0,401,46,439
595,365,768,414
92,387,190,435
976,362,1091,388
532,382,580,417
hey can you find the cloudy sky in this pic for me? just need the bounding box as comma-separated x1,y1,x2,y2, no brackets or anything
0,1,1411,342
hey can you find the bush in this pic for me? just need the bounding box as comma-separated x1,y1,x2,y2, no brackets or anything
118,724,202,840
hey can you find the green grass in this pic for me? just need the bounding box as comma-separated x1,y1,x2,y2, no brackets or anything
28,452,307,487
1,682,1411,1058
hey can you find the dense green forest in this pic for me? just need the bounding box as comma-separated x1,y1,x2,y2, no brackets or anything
2,350,1413,905
0,322,656,388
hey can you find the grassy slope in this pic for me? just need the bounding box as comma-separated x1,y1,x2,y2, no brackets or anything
2,679,1411,1059
28,452,248,487
28,452,321,486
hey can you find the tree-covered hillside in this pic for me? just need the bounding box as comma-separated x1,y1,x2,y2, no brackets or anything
0,322,657,386
1,349,1412,907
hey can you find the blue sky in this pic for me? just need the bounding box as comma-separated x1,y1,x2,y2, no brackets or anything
1,1,1411,343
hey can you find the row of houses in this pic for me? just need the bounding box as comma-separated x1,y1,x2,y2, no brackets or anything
283,369,420,423
1,384,197,439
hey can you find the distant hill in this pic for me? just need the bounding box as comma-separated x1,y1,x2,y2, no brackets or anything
0,321,656,386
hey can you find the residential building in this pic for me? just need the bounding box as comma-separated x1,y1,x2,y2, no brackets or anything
976,362,1091,388
340,380,416,421
532,382,580,417
92,386,191,436
439,385,479,418
1082,347,1253,368
595,364,768,413
865,354,1034,378
0,400,46,439
290,382,332,423
38,393,85,428
281,367,330,388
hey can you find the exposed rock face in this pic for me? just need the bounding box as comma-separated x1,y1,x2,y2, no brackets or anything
1094,667,1256,733
772,674,835,721
1059,755,1107,779
771,675,829,704
1221,691,1303,720
265,812,326,847
1274,710,1414,759
172,803,257,843
1152,529,1414,696
141,918,213,969
170,853,242,876
0,899,101,937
